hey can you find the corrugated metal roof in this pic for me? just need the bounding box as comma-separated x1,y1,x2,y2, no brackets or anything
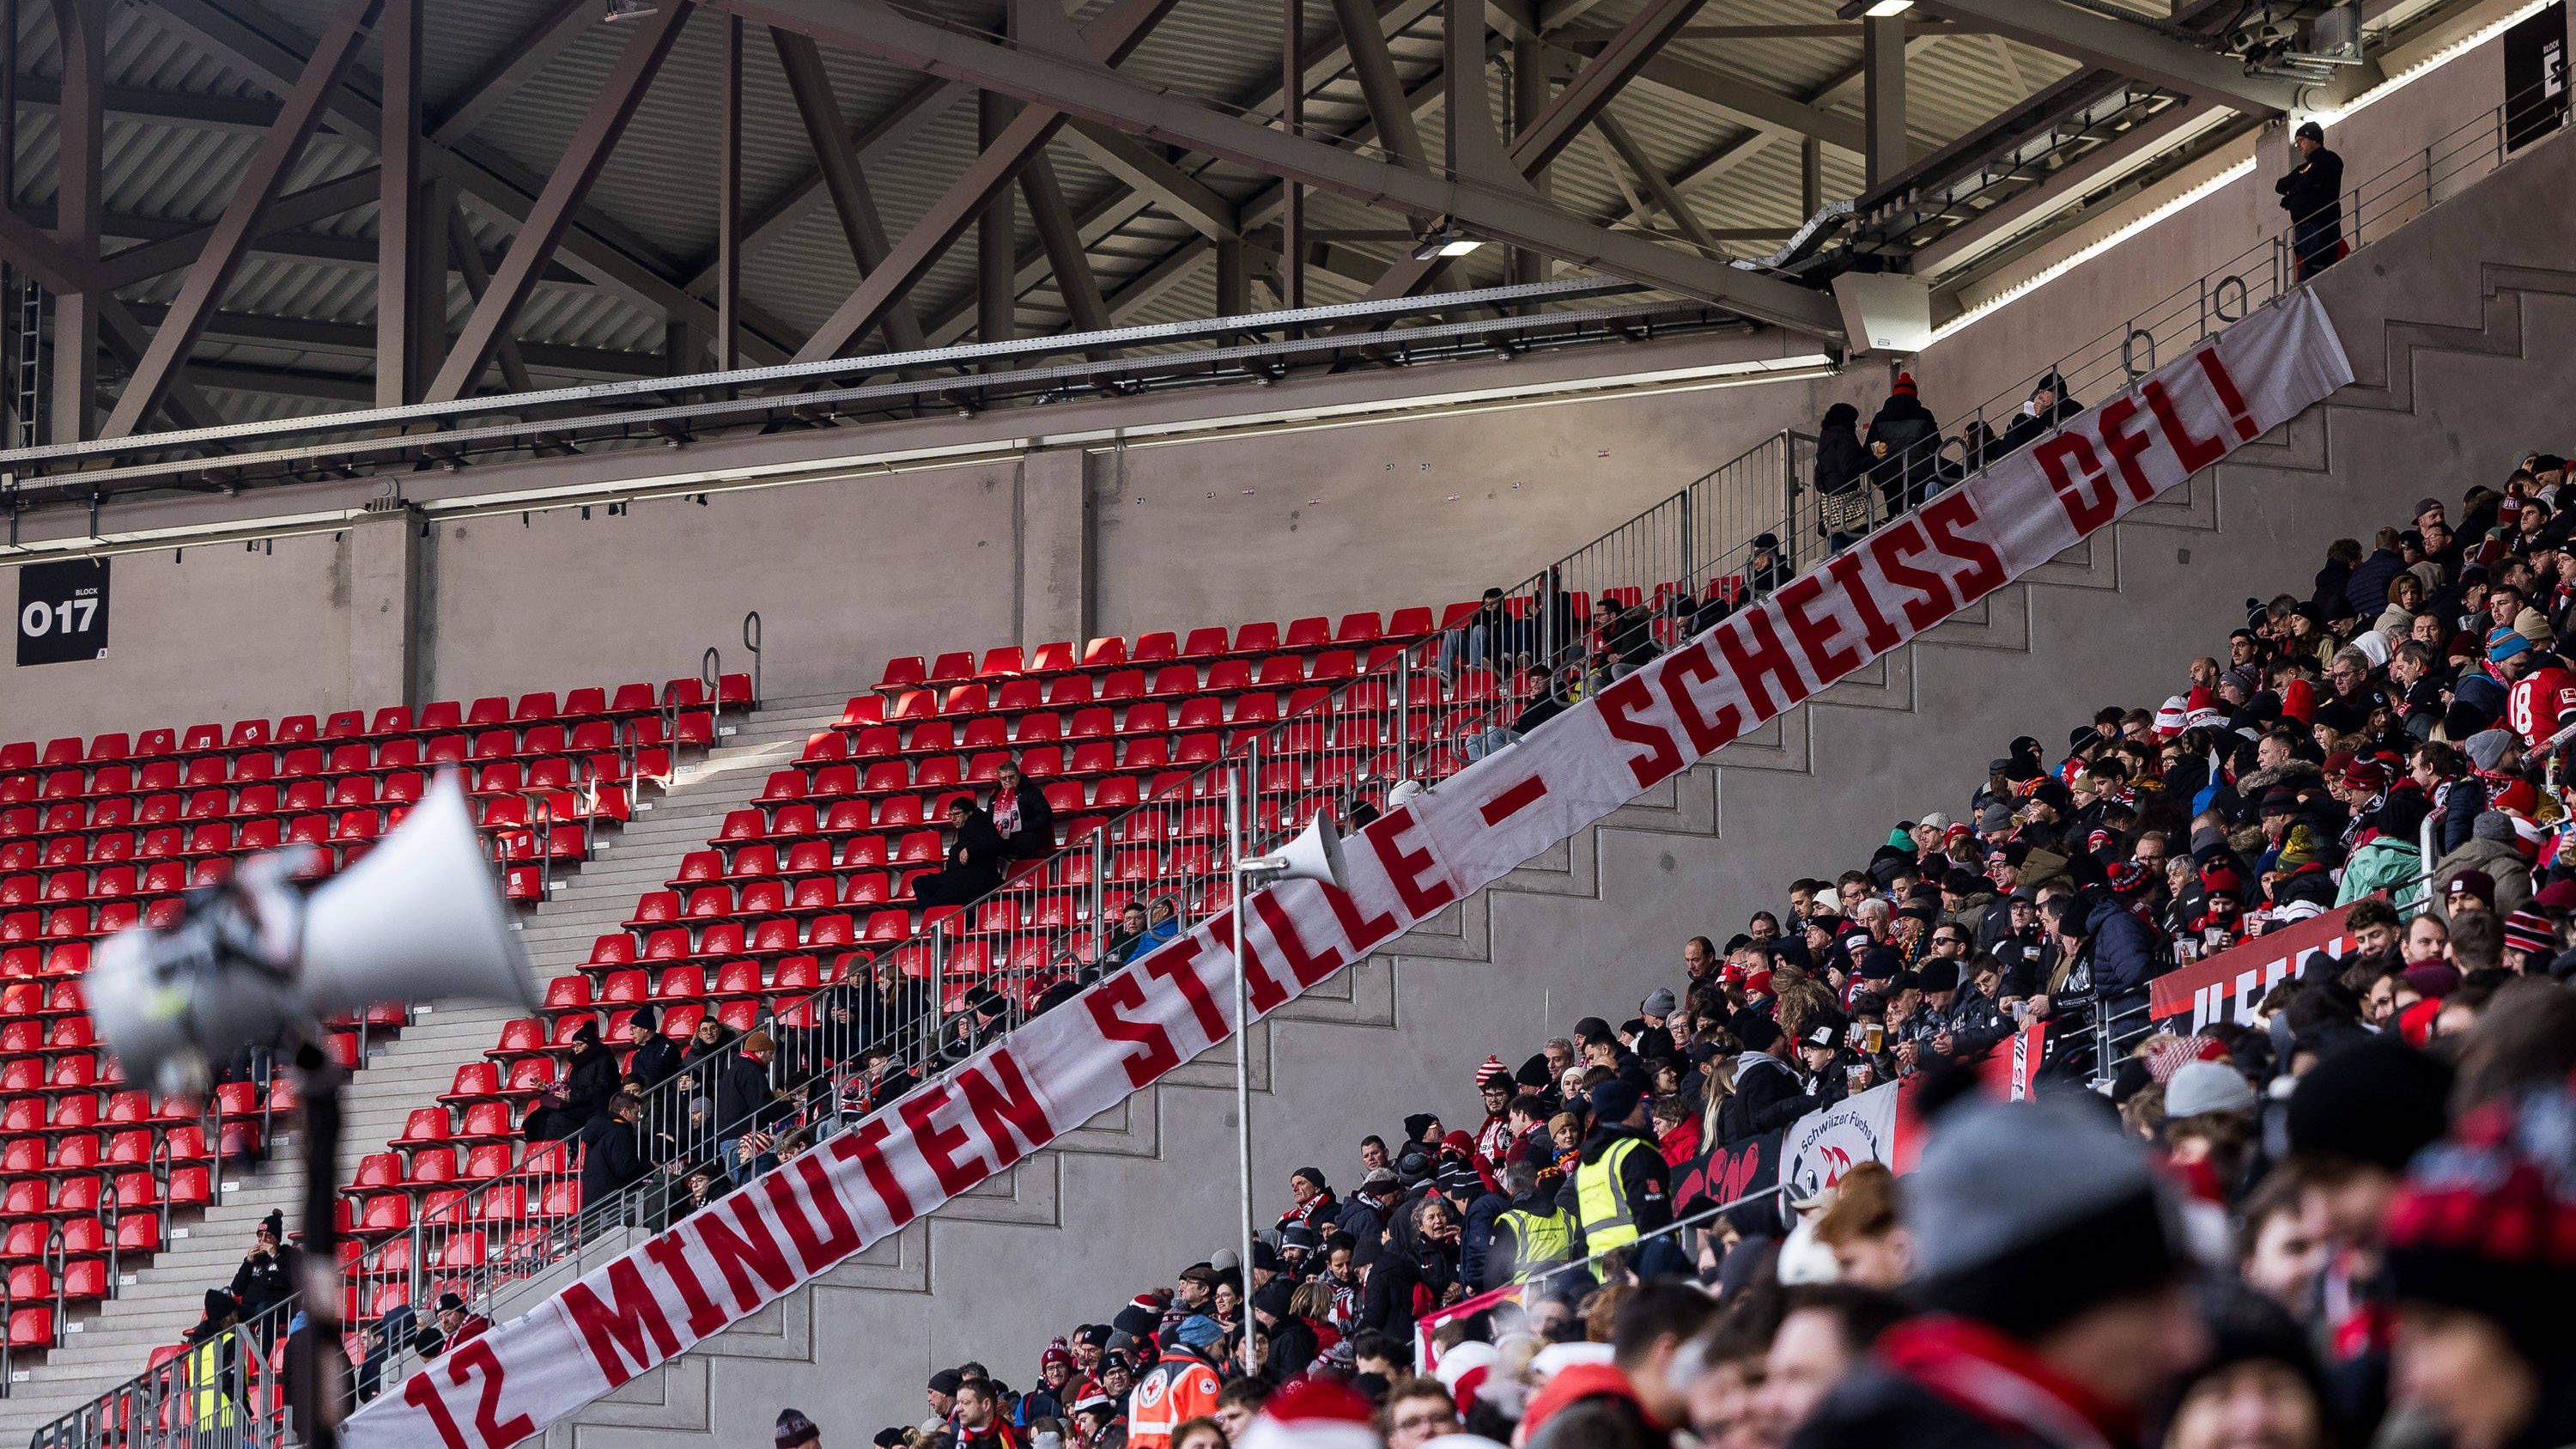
2,0,2160,423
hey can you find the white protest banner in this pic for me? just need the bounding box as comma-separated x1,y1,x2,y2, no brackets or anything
348,290,2353,1448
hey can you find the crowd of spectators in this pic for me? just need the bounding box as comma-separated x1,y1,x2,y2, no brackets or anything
805,454,2576,1449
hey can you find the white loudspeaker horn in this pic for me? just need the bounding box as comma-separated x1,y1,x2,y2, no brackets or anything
297,773,538,1020
90,773,538,1096
1243,812,1348,888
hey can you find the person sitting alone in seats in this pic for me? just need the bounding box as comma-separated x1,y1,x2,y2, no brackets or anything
991,760,1056,861
916,800,1005,909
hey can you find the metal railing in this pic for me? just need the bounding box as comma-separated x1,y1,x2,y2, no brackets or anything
39,65,2567,1449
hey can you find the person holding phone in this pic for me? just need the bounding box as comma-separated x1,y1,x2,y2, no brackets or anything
2275,119,2345,280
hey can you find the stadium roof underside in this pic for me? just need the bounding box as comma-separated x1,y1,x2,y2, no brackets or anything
0,0,2460,451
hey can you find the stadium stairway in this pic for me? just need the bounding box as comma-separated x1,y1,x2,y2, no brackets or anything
519,131,2576,1443
0,693,855,1441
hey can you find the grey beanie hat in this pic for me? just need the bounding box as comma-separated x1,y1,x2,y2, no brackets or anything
1908,1095,2182,1335
2165,1060,2257,1119
2464,728,2515,772
1641,988,1679,1018
2473,810,2517,843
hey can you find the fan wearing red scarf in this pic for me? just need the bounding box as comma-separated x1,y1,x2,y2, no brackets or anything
1789,1094,2208,1449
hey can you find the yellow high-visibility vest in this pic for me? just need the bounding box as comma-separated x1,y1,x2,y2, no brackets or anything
1496,1205,1577,1278
1573,1137,1649,1255
188,1330,238,1430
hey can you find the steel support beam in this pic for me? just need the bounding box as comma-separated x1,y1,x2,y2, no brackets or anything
47,0,105,443
152,0,795,365
0,210,99,298
1328,0,1425,169
378,0,428,406
979,88,1018,350
425,1,692,404
771,27,927,350
447,209,537,395
756,0,1185,364
1509,0,1715,173
720,0,1841,337
1021,156,1113,345
1280,0,1307,310
1911,0,2302,116
716,15,744,372
1595,112,1719,257
1063,123,1240,239
1510,37,1552,285
427,0,591,145
105,0,381,439
1864,14,1907,186
1549,46,1865,151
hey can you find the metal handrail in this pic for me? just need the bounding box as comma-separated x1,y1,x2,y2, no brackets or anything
742,612,763,710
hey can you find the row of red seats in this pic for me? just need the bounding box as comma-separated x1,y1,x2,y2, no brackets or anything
0,764,617,826
0,675,750,771
0,715,704,805
871,609,1446,694
852,651,1400,732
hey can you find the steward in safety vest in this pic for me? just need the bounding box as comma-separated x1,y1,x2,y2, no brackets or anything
1126,1314,1226,1449
1485,1158,1579,1289
184,1288,246,1439
1558,1080,1672,1269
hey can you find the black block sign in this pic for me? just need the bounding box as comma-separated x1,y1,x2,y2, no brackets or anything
16,558,111,666
2505,1,2568,154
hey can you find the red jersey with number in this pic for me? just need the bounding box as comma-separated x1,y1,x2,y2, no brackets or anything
2509,666,2576,747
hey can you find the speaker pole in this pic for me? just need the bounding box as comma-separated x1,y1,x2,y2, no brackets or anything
287,1041,350,1449
1227,751,1258,1378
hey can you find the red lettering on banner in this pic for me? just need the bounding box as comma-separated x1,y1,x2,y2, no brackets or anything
2144,377,2227,473
404,1365,471,1449
1368,807,1456,916
768,1153,865,1274
827,1116,920,1227
1658,644,1741,756
1143,948,1229,1043
2036,432,2117,532
1865,521,1955,631
1920,492,2006,600
563,1258,682,1388
1822,550,1903,655
1478,774,1549,826
1206,910,1291,1014
1255,891,1350,988
642,1230,728,1338
1321,859,1400,955
1080,973,1181,1087
1596,671,1684,788
2194,345,2262,441
699,1195,801,1307
456,1340,534,1449
1777,572,1862,681
2095,396,2160,502
958,1047,1059,1170
902,1086,981,1196
1711,608,1810,718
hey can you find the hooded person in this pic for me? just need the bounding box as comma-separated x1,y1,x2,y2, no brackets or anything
1790,1094,2206,1449
1995,372,2085,460
1864,373,1943,516
1814,401,1872,548
562,1018,620,1122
